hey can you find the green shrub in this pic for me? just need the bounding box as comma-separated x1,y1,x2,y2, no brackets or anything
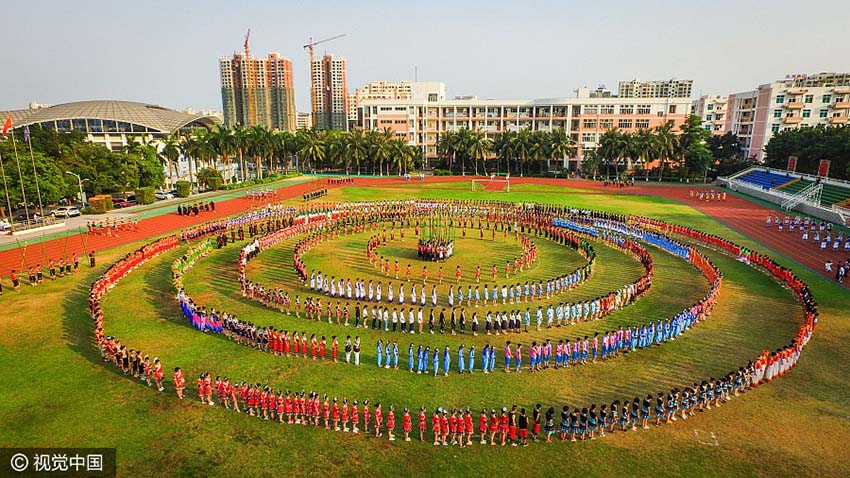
87,194,113,214
175,181,191,198
136,187,155,205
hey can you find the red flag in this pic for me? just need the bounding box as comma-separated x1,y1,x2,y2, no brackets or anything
1,116,10,137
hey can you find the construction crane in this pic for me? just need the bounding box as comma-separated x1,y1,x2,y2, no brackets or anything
244,29,255,127
303,34,346,127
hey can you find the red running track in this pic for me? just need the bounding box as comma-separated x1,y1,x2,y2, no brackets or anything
1,175,843,289
0,176,464,276
503,177,848,287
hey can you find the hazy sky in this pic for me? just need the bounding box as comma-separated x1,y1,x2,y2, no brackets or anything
2,0,848,113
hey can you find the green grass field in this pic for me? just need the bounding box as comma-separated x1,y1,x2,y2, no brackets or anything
2,182,849,478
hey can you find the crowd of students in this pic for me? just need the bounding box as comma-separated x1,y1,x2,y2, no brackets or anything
86,200,819,447
86,218,139,236
303,189,328,201
1,250,94,295
688,189,727,201
177,201,215,217
327,177,354,185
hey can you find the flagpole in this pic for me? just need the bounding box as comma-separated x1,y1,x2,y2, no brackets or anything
25,127,45,220
10,128,31,225
0,148,15,233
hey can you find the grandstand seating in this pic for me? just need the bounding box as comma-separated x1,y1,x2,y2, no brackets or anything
820,183,850,206
777,178,850,206
737,170,796,190
778,178,812,195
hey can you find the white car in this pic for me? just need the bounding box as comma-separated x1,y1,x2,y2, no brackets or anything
52,206,81,218
155,191,175,200
0,219,11,231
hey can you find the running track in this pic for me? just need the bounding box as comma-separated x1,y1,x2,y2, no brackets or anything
0,175,844,288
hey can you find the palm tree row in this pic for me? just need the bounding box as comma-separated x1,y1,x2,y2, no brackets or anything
590,121,682,179
157,126,421,190
591,116,714,180
438,128,577,176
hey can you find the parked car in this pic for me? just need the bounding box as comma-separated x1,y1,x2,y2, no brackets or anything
0,219,11,231
51,206,81,218
112,198,133,209
155,191,175,200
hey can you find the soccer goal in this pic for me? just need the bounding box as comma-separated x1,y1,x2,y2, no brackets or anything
471,176,511,192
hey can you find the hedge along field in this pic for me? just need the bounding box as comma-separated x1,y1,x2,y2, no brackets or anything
0,182,848,478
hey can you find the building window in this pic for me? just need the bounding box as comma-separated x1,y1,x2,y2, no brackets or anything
820,109,829,118
706,114,713,121
635,120,650,129
804,95,813,103
802,109,811,118
618,120,632,129
771,124,780,132
775,95,784,103
600,106,614,115
707,104,714,111
637,105,651,115
581,133,596,143
583,120,596,129
668,105,677,114
773,109,782,118
822,95,832,103
619,107,633,114
584,106,598,115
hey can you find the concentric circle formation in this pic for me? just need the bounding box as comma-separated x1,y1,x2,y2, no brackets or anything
90,199,817,446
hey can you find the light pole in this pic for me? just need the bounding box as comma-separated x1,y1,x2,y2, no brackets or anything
65,171,88,207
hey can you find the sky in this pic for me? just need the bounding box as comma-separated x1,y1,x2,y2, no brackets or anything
1,0,848,113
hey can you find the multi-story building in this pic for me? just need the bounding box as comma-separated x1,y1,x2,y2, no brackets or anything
311,54,348,130
348,81,448,127
356,89,691,170
725,73,850,160
692,95,728,135
219,52,296,131
618,79,693,99
296,112,312,130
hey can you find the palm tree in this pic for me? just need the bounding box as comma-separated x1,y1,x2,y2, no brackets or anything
209,125,235,183
655,120,677,180
635,128,660,181
325,131,346,172
346,128,367,175
367,129,392,176
300,129,326,172
492,131,515,176
160,134,180,188
549,128,576,172
529,130,550,174
467,129,491,176
232,125,250,182
437,131,458,174
582,148,602,179
598,128,630,178
514,129,533,177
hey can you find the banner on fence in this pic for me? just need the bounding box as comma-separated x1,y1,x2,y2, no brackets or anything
787,156,797,172
817,159,830,177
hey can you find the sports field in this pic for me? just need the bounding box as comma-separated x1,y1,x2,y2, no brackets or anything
1,179,849,478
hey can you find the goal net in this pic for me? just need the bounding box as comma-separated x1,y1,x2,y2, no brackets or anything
471,177,511,192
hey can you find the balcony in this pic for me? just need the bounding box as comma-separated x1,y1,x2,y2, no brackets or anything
833,102,850,109
785,102,804,109
829,116,848,124
783,116,803,124
787,88,807,95
833,88,850,95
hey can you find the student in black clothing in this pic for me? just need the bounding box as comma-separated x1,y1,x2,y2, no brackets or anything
518,408,529,447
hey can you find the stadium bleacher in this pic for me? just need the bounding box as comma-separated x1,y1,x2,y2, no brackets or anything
777,178,850,206
737,170,796,189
